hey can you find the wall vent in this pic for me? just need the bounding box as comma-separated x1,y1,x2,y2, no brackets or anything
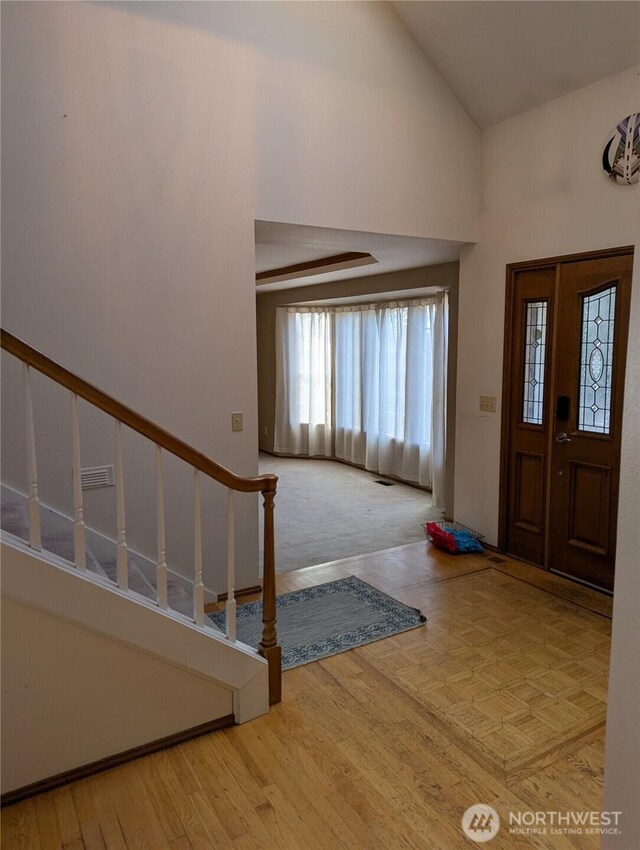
80,465,115,490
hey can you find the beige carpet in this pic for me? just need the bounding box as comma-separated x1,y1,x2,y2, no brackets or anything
259,454,443,573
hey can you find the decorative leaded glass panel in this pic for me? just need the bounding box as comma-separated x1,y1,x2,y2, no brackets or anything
578,285,616,434
522,301,548,425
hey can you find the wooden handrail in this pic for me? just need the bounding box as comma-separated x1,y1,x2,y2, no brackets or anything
1,329,276,495
1,327,282,704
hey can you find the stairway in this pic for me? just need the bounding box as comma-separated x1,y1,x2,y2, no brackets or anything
1,328,281,801
0,485,204,617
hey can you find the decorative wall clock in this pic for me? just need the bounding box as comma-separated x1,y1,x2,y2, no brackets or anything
602,112,639,185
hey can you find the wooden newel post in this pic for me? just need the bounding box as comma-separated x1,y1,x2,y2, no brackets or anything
259,484,281,705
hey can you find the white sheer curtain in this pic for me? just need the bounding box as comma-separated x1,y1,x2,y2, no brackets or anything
274,294,448,506
334,294,448,506
274,307,333,457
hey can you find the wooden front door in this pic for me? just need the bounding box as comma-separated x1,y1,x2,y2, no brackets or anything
501,248,633,592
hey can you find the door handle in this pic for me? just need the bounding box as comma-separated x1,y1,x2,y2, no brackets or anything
555,432,572,444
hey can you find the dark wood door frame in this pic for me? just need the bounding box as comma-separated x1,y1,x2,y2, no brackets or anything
498,245,634,574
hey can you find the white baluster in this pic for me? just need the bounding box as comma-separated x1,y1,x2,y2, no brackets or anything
71,393,86,570
23,364,42,551
226,488,237,642
115,420,128,590
156,446,168,610
193,469,205,626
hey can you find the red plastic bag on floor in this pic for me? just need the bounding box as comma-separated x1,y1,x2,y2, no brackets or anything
425,522,458,553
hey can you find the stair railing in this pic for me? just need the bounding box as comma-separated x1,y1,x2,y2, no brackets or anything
1,329,282,705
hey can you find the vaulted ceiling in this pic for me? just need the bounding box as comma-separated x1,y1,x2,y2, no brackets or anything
391,1,640,129
256,1,640,289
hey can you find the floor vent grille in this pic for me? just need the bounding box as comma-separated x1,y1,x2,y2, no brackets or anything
487,555,506,564
374,480,394,487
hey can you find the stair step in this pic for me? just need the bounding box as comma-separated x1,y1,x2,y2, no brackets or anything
1,485,213,616
99,558,156,601
42,532,76,564
1,499,105,576
166,578,194,616
0,501,29,542
98,559,194,614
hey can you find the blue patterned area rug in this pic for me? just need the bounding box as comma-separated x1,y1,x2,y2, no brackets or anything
207,575,426,670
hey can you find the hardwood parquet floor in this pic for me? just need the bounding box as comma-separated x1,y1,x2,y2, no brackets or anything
2,543,614,850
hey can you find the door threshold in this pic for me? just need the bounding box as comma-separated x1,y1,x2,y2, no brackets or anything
550,568,613,597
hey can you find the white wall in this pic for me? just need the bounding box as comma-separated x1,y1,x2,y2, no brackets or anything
112,1,479,241
455,66,640,845
1,595,233,793
456,66,639,544
602,271,640,846
1,1,479,589
1,536,271,791
248,1,479,240
1,1,261,590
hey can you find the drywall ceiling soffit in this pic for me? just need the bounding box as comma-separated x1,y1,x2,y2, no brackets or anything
256,253,380,287
255,220,465,292
289,286,445,307
392,1,640,129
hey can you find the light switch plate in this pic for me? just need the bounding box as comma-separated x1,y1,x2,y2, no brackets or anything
231,412,243,432
479,395,497,413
